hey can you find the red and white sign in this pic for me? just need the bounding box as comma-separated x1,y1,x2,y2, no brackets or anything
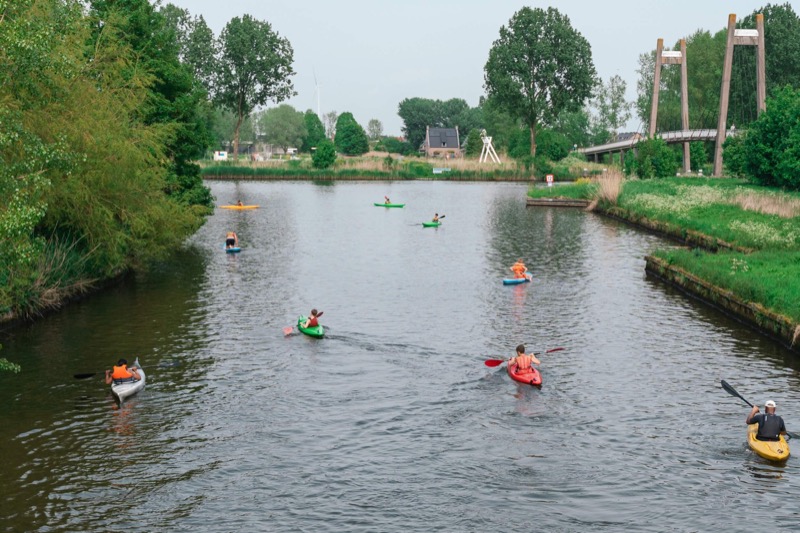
546,174,554,187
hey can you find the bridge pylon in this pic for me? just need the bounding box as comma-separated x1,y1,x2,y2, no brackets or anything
713,13,766,176
649,38,690,173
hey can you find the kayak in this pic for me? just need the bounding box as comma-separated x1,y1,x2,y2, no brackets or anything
111,357,146,402
507,362,542,386
747,423,790,461
374,203,405,208
297,316,325,338
220,205,259,210
503,275,532,285
422,221,441,227
225,247,241,254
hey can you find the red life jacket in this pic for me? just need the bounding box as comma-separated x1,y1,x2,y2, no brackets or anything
307,316,319,327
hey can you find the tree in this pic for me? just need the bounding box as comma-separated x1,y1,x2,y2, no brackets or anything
211,108,255,150
464,129,483,157
301,110,326,152
312,139,337,169
257,104,306,153
367,119,383,140
334,112,369,155
397,97,481,150
323,111,338,139
160,4,216,89
484,7,596,158
551,107,593,148
215,15,295,157
593,75,632,140
741,86,800,189
633,138,679,178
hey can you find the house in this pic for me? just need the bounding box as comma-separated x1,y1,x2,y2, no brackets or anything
422,126,461,158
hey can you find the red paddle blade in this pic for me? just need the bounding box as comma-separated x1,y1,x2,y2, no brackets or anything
283,326,293,335
484,359,506,367
544,347,564,353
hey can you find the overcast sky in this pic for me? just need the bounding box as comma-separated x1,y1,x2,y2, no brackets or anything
166,0,797,136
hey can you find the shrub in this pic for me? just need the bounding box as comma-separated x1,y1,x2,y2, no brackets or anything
312,140,337,169
723,132,747,178
634,138,679,178
334,112,369,156
465,129,482,157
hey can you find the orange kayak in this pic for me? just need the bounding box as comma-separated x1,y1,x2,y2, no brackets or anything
220,205,260,210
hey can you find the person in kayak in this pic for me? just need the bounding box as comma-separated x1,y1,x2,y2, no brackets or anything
432,213,440,222
236,200,244,206
510,259,529,279
746,400,787,441
384,196,391,204
105,358,141,385
302,309,324,328
508,344,540,373
225,231,239,249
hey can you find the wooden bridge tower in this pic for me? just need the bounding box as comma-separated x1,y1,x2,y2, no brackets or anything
713,13,766,177
649,38,690,173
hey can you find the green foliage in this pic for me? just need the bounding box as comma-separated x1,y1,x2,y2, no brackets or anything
689,142,708,172
334,112,369,156
215,14,295,155
741,87,800,189
379,137,415,155
464,129,483,157
632,138,679,178
257,104,306,152
528,181,597,200
367,119,383,141
406,161,434,177
593,75,632,137
211,108,255,149
722,132,748,178
508,127,571,161
312,139,337,169
301,110,326,152
623,150,637,176
484,6,596,156
0,345,21,374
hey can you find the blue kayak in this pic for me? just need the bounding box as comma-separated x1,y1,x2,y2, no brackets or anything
503,276,531,285
225,247,241,254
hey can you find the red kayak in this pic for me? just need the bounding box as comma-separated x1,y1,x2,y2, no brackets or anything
507,363,542,386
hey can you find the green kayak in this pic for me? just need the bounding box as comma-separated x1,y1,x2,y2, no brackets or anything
422,221,441,227
374,203,405,208
297,316,325,338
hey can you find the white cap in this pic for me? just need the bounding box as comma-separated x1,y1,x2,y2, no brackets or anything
765,400,776,408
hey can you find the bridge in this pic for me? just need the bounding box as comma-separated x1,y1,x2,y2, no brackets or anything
578,129,736,163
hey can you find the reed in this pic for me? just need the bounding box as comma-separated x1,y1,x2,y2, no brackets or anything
587,170,624,211
731,191,800,218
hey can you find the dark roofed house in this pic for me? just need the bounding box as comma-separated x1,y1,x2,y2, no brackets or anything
423,126,461,158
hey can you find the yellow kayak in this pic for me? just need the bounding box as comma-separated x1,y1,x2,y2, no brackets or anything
747,423,790,461
219,205,260,210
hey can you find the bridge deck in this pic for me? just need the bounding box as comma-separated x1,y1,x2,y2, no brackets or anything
578,129,733,156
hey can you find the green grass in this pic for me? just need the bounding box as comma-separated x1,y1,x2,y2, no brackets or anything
527,182,596,199
652,248,800,323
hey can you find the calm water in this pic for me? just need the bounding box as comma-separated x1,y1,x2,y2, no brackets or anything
1,181,799,532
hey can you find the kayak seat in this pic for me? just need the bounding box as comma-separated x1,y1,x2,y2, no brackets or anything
113,377,139,384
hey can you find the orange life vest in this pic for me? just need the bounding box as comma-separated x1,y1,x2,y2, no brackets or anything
515,354,534,371
111,364,133,380
511,263,527,278
307,316,319,327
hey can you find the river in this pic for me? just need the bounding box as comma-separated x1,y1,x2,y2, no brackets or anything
1,181,798,532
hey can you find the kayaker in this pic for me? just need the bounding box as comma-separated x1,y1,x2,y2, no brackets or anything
225,231,239,249
508,344,540,373
510,259,528,279
384,196,391,204
105,358,141,385
746,400,787,441
302,309,324,328
237,200,244,206
432,213,439,222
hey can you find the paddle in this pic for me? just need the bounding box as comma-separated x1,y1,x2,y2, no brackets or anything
721,380,798,440
484,347,564,367
284,311,324,335
74,372,101,380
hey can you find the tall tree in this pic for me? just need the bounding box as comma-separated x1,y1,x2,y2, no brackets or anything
367,119,383,140
161,4,216,89
215,14,295,157
397,97,480,150
334,112,369,155
257,104,306,153
323,111,338,139
484,7,597,157
592,75,632,141
301,109,326,152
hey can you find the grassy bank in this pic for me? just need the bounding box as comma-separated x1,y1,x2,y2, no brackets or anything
529,176,800,332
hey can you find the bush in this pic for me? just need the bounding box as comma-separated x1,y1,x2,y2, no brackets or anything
634,138,679,178
312,140,337,169
406,161,433,177
741,87,800,189
334,112,369,156
722,133,747,178
380,137,415,155
508,127,570,161
465,129,482,157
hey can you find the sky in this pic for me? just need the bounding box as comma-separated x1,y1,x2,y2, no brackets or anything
167,0,798,136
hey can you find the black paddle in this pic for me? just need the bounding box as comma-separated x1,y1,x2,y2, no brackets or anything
721,380,797,440
74,372,100,380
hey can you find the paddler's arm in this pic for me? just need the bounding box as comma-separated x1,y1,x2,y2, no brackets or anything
529,353,541,365
746,405,759,424
105,370,112,385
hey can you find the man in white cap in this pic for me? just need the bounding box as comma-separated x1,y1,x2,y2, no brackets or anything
746,400,787,441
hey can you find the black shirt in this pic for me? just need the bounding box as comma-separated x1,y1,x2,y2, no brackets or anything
749,412,786,441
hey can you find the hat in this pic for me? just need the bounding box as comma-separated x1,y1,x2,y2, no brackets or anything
765,400,776,408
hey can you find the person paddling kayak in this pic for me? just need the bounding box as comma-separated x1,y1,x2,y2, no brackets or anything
384,196,391,204
746,400,788,441
432,213,440,222
105,358,141,385
510,259,529,279
508,344,540,373
302,309,324,329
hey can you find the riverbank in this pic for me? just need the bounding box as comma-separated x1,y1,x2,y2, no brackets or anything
528,177,800,350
